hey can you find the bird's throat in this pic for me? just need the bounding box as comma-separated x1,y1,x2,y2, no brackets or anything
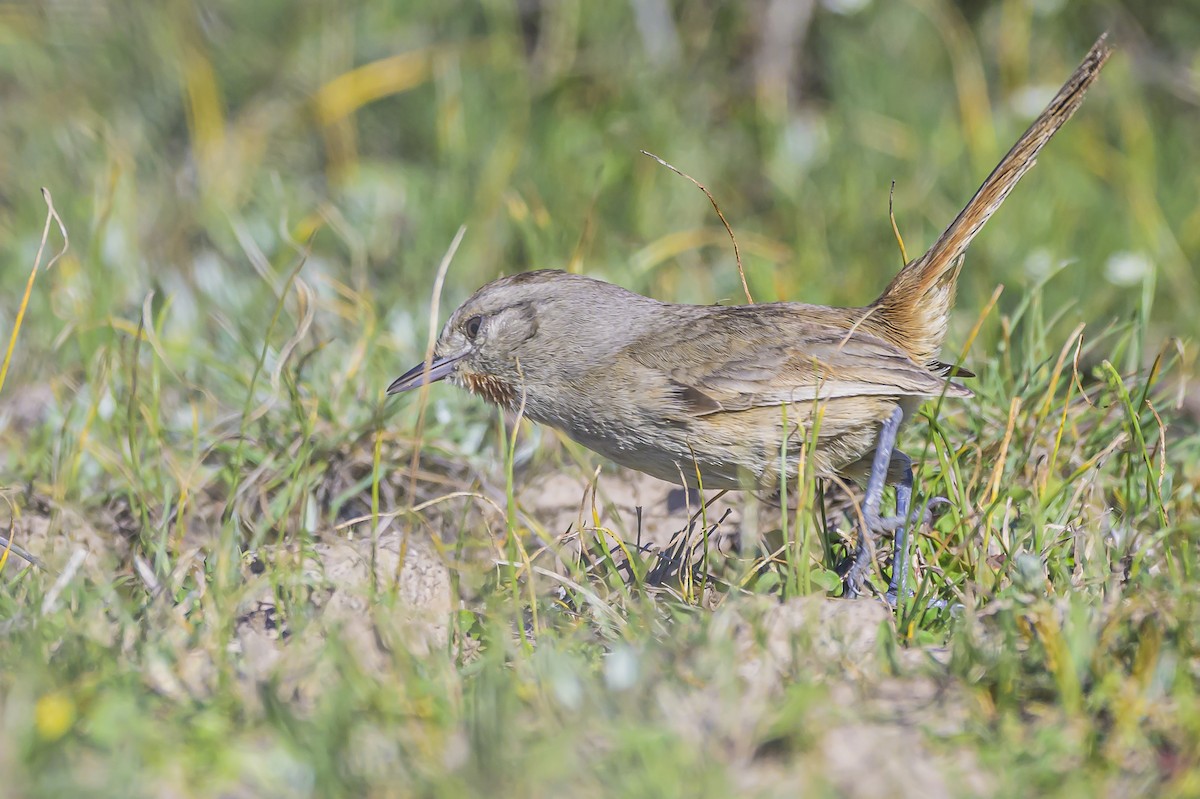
459,371,518,408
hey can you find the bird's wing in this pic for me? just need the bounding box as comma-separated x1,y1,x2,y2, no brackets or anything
626,313,972,417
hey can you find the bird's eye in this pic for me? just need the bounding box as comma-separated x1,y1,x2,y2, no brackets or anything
463,315,483,340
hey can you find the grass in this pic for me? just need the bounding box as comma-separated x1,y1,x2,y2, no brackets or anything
2,1,1199,796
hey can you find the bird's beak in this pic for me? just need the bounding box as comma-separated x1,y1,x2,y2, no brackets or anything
387,352,465,395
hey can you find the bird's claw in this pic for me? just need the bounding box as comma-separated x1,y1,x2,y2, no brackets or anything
842,496,951,599
882,589,964,614
862,494,948,535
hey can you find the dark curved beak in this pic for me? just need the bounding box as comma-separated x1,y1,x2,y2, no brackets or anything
386,353,464,395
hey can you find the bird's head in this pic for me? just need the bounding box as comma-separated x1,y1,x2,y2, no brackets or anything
388,269,639,407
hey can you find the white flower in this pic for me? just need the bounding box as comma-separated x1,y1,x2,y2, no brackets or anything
1104,251,1153,286
822,0,872,14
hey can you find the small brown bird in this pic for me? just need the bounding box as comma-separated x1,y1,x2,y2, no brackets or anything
390,35,1112,598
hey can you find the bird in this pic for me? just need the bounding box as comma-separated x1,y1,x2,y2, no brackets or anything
389,34,1113,599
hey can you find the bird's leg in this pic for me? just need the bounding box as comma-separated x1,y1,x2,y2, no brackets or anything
843,407,944,599
888,463,914,602
843,407,902,597
863,408,902,522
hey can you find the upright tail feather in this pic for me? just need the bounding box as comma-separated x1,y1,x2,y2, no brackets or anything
874,33,1113,366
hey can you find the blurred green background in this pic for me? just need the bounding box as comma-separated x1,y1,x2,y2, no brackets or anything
2,0,1197,410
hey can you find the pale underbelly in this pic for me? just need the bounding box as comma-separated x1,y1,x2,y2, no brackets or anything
551,395,913,491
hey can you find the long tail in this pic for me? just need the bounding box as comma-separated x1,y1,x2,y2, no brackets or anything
874,33,1113,365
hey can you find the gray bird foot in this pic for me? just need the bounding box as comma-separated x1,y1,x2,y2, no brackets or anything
882,590,962,614
843,496,949,600
863,495,950,534
841,406,953,601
